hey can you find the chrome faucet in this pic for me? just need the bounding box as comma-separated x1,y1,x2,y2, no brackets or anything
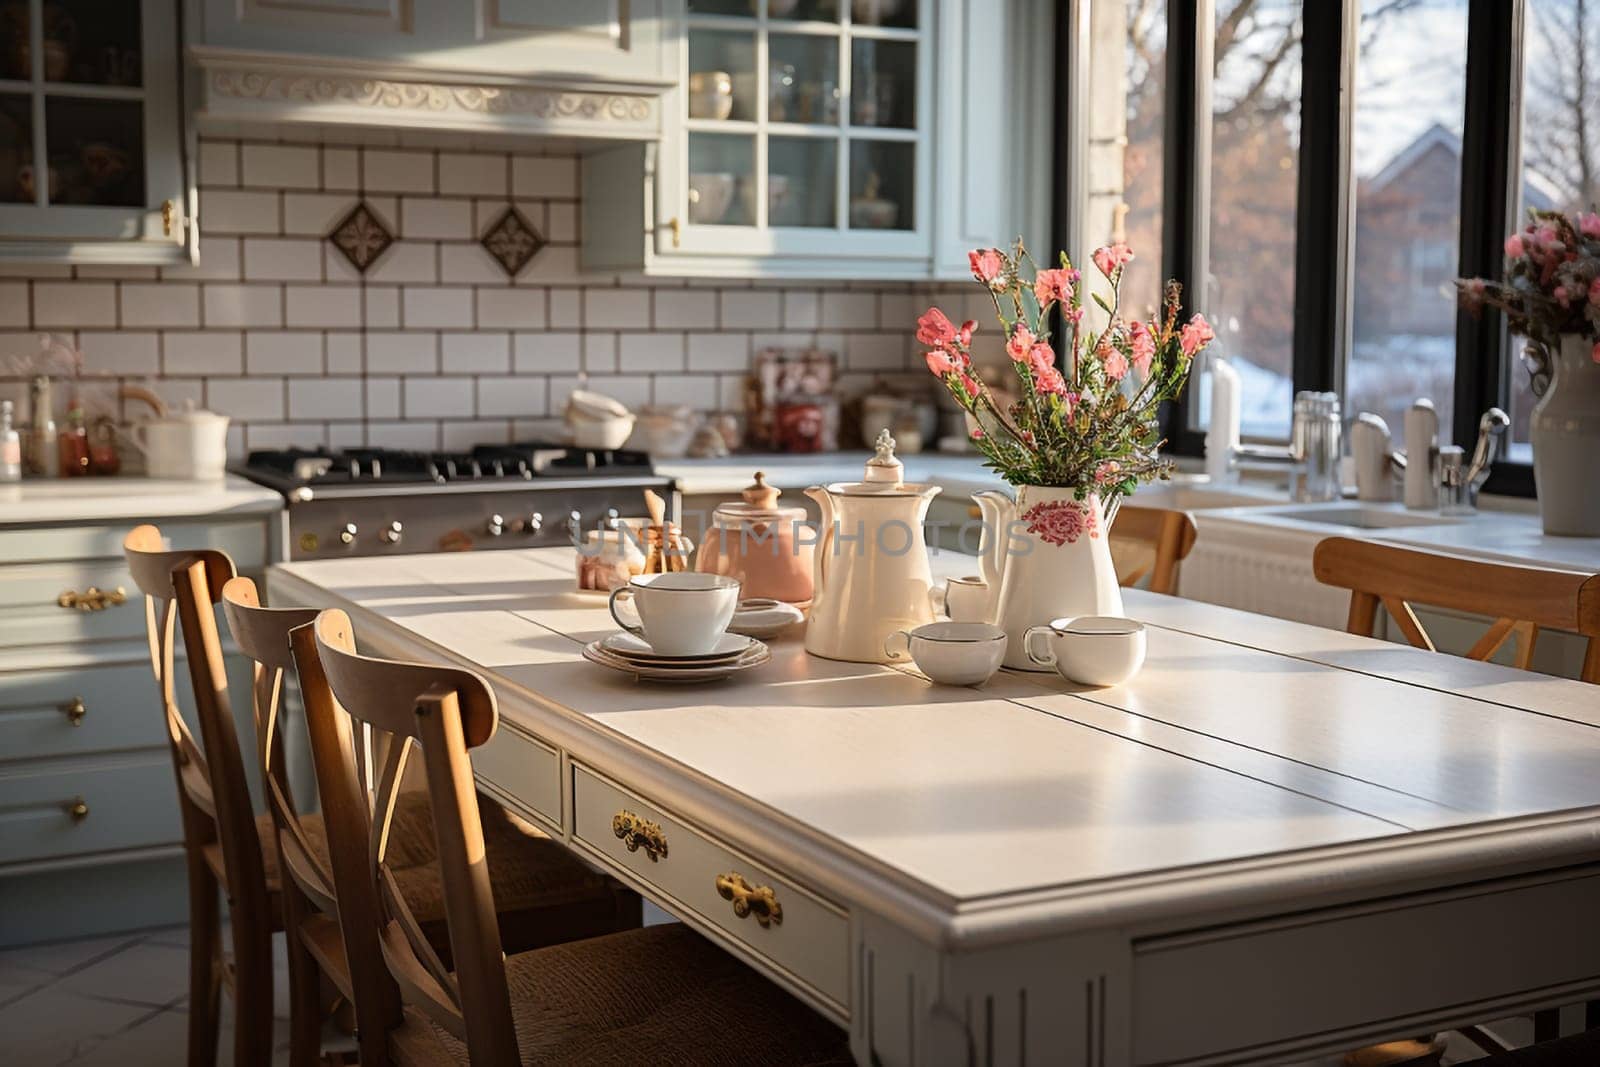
1440,407,1509,514
1227,391,1343,503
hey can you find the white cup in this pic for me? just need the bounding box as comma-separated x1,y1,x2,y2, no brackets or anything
1023,616,1146,687
609,572,741,656
884,621,1007,686
940,575,991,623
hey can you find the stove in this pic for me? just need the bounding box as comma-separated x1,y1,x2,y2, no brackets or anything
235,443,676,560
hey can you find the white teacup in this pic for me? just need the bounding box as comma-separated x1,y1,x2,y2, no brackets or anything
884,621,1007,686
609,572,741,656
939,575,992,623
1023,616,1146,687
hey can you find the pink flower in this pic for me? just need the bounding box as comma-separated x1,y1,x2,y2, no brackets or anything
916,307,957,348
1033,268,1076,307
1100,345,1129,382
1589,278,1600,306
1179,313,1215,359
956,319,977,346
1094,460,1121,485
925,349,960,375
1006,324,1035,362
1505,234,1525,258
1021,498,1099,546
1091,243,1135,278
1060,390,1080,418
1026,341,1056,375
1062,306,1085,326
956,373,981,398
969,427,985,440
969,248,1005,287
1033,364,1068,396
1581,213,1600,239
1128,320,1156,375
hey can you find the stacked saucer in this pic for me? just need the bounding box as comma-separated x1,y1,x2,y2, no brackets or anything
583,631,771,683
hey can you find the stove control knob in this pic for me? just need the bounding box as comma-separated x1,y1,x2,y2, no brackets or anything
526,512,544,535
338,523,358,546
380,521,403,545
486,514,506,537
566,510,583,541
602,508,621,530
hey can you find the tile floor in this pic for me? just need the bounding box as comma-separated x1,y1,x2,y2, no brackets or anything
0,920,1551,1065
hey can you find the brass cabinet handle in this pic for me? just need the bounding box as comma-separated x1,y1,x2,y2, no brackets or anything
67,798,89,822
57,586,127,612
162,199,176,236
61,697,86,726
715,872,782,928
612,810,668,862
669,216,681,248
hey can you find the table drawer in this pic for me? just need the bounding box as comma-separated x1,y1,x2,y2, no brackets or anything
0,755,181,870
472,723,561,830
0,661,167,762
0,561,145,648
0,519,268,567
571,764,849,1013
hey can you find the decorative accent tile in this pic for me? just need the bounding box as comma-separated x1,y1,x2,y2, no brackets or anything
326,201,394,273
479,205,546,277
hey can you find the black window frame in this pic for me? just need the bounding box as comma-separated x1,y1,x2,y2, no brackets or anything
1057,0,1538,496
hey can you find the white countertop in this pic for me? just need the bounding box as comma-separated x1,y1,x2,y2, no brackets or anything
0,474,282,525
660,451,999,498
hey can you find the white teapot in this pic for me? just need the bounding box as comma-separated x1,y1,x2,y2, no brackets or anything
803,431,940,663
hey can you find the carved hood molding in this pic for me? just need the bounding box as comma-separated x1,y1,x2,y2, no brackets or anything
193,52,664,141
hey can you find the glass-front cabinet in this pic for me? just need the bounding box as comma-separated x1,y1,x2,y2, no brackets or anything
660,0,932,268
0,0,189,263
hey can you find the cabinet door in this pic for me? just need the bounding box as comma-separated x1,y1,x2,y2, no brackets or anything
201,0,671,84
0,0,187,262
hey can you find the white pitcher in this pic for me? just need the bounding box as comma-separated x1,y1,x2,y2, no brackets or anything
972,486,1123,670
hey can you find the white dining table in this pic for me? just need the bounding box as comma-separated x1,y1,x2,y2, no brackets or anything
268,547,1600,1067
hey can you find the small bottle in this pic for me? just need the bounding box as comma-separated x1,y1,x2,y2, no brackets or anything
0,400,21,483
25,375,57,478
58,403,89,477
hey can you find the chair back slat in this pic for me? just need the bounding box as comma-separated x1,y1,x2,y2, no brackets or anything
310,609,520,1066
1111,505,1198,596
1313,537,1600,683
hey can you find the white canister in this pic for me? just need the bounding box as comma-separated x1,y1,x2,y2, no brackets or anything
133,402,230,480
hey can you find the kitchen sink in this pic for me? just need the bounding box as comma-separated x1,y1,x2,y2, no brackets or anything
1126,481,1283,512
1247,504,1463,530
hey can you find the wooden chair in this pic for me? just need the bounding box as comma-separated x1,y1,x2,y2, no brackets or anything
123,524,272,1067
296,608,852,1065
1312,537,1600,683
220,578,644,1066
1111,504,1198,595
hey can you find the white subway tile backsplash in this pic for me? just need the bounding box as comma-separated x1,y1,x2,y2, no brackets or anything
514,331,580,372
845,332,907,370
324,244,361,283
247,331,324,375
208,377,285,421
34,282,116,327
284,193,357,236
162,237,241,282
202,190,280,234
441,331,509,372
576,374,650,410
476,288,543,328
687,332,749,371
368,243,438,284
439,244,506,285
326,332,362,373
364,287,401,328
363,149,434,194
403,376,473,418
366,377,401,418
289,377,362,420
367,331,436,373
198,141,238,186
822,291,877,329
619,332,684,371
403,287,472,328
721,290,781,329
650,375,712,410
123,283,200,328
205,284,282,328
166,331,243,376
783,290,821,330
79,331,160,375
512,156,578,199
476,375,546,418
244,239,324,282
547,289,580,328
441,419,512,449
286,285,361,328
323,148,359,191
654,289,716,329
241,144,320,189
0,282,26,326
401,198,472,240
584,287,649,329
546,202,577,243
367,420,437,450
439,152,507,196
582,332,617,372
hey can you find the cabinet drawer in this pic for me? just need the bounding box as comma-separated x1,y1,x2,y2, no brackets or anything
571,765,849,1014
472,723,561,830
0,756,180,870
0,561,147,647
0,662,167,761
0,519,268,567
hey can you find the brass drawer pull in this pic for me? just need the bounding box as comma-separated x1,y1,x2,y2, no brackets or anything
61,697,86,726
716,872,782,928
57,586,127,612
67,798,89,822
612,810,668,861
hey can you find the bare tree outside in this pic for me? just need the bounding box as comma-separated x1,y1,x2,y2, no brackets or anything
1525,0,1599,215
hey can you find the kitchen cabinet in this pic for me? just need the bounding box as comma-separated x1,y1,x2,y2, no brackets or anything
0,0,193,264
0,495,282,947
582,0,1052,279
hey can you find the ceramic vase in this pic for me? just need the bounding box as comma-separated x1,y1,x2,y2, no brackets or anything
1530,335,1600,537
974,486,1124,671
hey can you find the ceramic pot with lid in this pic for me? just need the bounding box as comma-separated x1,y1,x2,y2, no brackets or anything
695,471,814,605
131,399,229,480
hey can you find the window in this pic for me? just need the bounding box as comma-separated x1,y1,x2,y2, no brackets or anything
1205,0,1301,440
1346,0,1468,450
